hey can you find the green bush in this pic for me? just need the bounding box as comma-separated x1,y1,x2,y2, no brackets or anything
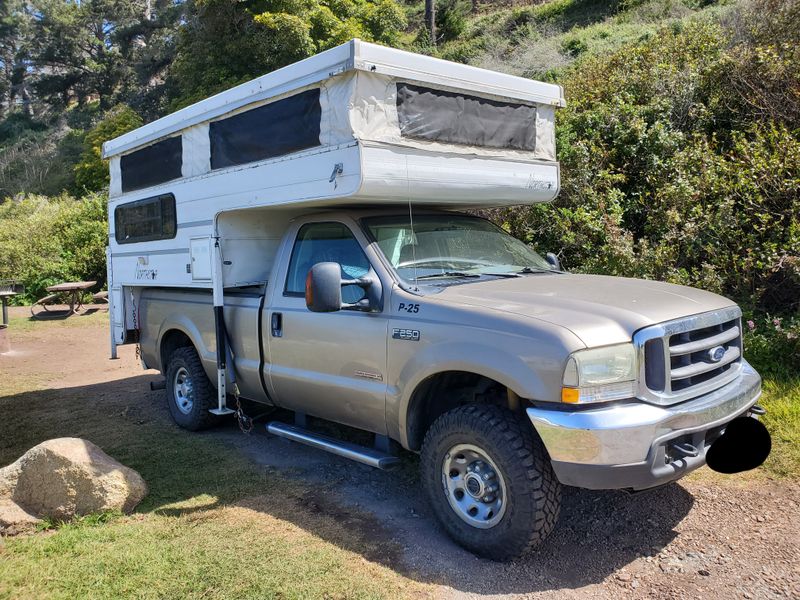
503,8,799,318
743,314,800,379
0,194,108,303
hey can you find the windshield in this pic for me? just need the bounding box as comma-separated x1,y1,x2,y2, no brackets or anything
363,214,554,282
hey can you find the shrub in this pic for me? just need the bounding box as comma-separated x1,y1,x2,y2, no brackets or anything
743,314,800,379
502,11,799,319
0,194,108,303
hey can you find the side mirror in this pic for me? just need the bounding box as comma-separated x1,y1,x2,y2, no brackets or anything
305,262,343,312
545,252,562,271
305,262,381,313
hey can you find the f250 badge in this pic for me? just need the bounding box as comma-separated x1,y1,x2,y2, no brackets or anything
392,328,420,341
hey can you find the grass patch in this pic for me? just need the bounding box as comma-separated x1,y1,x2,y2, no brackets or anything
6,308,109,332
759,377,800,478
0,509,419,600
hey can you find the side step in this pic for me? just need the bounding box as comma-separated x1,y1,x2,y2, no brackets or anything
266,421,400,470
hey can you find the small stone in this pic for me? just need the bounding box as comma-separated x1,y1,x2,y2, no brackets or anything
743,593,753,599
698,569,710,576
616,573,632,582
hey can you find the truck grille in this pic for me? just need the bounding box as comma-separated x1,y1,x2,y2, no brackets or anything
634,306,743,406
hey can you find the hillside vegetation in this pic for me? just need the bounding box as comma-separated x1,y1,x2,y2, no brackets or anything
0,0,797,364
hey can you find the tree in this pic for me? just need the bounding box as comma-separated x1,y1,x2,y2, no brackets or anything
28,0,185,113
73,104,142,193
0,1,33,117
170,0,406,107
425,0,435,46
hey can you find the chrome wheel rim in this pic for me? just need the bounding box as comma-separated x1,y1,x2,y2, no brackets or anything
442,443,507,529
173,367,194,415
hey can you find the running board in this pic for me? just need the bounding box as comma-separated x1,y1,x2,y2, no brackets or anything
266,421,400,470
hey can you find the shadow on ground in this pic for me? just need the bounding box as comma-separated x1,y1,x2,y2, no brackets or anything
0,375,694,595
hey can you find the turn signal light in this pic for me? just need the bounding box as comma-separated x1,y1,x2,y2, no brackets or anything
561,387,580,404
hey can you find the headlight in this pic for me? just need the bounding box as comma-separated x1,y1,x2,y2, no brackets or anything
561,343,637,404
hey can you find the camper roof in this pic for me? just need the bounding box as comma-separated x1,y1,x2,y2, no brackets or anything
102,39,564,159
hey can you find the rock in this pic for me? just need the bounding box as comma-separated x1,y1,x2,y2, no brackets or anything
0,438,147,528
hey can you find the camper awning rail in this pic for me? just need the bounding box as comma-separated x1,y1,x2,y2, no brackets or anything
102,39,564,159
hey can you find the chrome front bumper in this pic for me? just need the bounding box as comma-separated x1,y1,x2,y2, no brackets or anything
526,360,762,490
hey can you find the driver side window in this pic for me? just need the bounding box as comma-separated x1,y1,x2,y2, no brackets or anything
285,222,371,304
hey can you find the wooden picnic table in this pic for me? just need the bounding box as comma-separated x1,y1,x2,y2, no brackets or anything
31,281,97,319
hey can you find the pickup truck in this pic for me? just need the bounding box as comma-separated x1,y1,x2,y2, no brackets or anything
138,207,765,560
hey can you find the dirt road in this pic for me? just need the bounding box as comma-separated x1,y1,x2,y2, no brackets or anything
1,310,798,599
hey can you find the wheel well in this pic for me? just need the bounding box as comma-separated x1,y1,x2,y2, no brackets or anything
406,371,524,451
159,329,193,373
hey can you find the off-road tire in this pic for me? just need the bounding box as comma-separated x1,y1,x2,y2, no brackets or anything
165,346,219,431
421,404,561,561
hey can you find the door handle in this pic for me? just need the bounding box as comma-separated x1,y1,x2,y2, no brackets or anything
271,312,283,337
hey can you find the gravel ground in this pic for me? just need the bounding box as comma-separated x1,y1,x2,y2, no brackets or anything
231,425,800,600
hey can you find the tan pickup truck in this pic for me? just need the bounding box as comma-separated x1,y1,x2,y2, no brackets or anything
135,207,768,560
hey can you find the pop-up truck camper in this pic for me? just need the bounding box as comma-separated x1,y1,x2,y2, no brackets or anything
103,40,769,560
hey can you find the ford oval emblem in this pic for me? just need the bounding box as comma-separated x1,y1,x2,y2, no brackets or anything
707,345,726,363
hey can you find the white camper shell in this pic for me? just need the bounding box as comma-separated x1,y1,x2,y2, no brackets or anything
103,39,563,357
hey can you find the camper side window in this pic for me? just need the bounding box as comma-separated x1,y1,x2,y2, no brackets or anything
285,222,371,304
114,194,177,244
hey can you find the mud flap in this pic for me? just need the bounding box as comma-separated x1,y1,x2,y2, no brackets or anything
706,417,771,474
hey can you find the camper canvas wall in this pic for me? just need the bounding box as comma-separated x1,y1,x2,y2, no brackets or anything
103,39,563,349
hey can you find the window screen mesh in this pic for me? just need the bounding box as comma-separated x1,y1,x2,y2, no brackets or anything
210,88,322,170
114,194,177,244
396,83,536,151
120,137,182,193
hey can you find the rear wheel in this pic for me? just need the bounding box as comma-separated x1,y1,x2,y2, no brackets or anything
421,404,561,561
165,346,218,431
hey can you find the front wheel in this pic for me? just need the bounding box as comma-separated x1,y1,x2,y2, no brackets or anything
421,404,561,561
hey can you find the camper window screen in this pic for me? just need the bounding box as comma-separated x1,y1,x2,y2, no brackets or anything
396,83,536,151
120,137,182,193
114,194,177,245
210,89,321,170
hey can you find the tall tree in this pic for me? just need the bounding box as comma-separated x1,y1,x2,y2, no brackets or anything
170,0,406,107
425,0,435,46
0,1,33,117
28,0,184,112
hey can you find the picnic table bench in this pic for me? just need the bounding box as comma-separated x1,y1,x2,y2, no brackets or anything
31,281,97,320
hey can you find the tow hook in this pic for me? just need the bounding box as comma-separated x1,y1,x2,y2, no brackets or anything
669,441,700,459
748,404,766,416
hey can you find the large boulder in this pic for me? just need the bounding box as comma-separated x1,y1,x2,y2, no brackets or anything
0,438,147,530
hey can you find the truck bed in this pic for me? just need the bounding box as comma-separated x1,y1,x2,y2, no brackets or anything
138,286,270,403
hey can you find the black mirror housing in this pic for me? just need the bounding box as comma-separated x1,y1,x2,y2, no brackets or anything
305,262,343,312
545,252,561,271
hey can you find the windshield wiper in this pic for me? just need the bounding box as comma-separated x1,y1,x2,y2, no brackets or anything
484,272,522,278
517,266,554,274
415,271,481,280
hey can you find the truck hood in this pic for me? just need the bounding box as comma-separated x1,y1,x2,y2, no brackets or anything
436,273,737,347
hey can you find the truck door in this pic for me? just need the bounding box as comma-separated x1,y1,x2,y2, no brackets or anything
266,221,389,434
